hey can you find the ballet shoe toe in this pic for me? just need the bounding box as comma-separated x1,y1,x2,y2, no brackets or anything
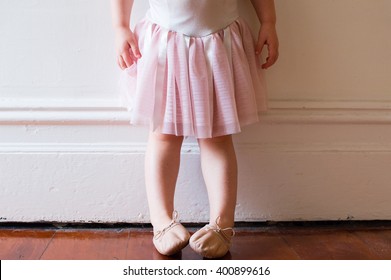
189,218,235,259
152,211,190,256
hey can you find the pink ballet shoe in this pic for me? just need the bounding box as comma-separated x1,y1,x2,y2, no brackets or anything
152,211,190,256
189,217,235,258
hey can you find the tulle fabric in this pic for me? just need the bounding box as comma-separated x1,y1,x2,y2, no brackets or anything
119,17,268,138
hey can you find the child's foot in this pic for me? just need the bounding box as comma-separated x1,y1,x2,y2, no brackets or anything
189,217,235,258
152,211,190,256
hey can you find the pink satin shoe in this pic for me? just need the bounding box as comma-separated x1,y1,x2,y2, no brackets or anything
189,217,235,258
152,211,190,256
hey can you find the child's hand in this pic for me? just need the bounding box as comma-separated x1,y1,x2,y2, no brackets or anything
255,22,279,69
114,26,141,70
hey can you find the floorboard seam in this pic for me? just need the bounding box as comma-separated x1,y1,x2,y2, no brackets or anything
38,230,57,260
277,229,303,260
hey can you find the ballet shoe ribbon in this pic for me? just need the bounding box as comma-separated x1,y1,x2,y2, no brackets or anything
206,216,235,244
153,211,179,240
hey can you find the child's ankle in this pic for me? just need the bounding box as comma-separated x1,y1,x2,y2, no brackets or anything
209,215,234,229
151,211,178,232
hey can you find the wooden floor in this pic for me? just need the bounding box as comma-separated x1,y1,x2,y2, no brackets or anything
1,223,391,260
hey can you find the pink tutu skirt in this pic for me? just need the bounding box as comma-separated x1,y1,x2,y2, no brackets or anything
119,16,268,138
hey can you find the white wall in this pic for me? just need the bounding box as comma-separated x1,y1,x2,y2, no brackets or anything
1,0,391,223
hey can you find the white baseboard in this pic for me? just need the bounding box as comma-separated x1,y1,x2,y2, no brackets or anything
2,98,391,125
269,99,391,110
1,101,391,223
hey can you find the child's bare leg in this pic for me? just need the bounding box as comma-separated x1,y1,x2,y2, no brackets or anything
197,135,238,228
145,131,184,230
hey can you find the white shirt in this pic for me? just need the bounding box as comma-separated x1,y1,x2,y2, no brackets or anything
146,0,239,37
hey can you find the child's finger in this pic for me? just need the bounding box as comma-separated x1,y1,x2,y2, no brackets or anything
129,39,142,59
122,46,134,68
262,44,278,69
262,58,273,69
118,56,127,70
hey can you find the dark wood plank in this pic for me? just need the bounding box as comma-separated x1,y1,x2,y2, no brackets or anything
126,231,155,260
0,229,55,260
351,229,391,259
40,229,130,260
280,227,378,260
227,231,300,260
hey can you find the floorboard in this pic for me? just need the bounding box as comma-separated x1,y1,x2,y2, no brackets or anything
0,230,55,260
1,225,390,260
40,229,130,260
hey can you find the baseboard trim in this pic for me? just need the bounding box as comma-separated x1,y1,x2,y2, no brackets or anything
0,108,131,124
0,142,200,154
262,108,391,124
269,99,391,110
1,141,391,153
1,107,391,125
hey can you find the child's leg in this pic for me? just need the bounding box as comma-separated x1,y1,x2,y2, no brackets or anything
197,135,238,228
145,131,184,230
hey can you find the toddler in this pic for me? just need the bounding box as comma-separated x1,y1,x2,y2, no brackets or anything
111,0,279,258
